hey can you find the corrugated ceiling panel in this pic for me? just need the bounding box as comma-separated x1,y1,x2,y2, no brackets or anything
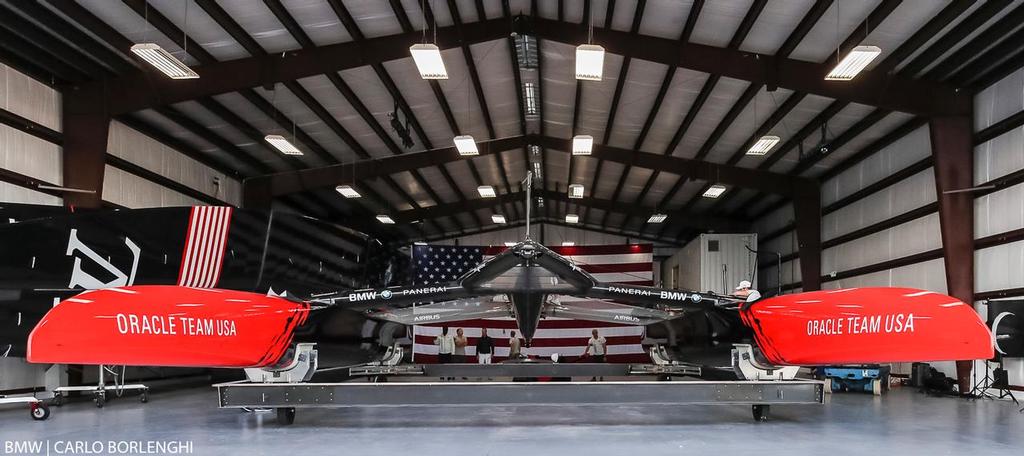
638,0,696,40
213,0,300,53
616,166,654,204
337,67,419,151
802,112,916,177
638,168,680,207
471,41,521,138
703,86,798,165
605,58,671,149
540,40,577,139
689,0,755,48
592,160,625,199
734,93,835,169
787,0,881,62
435,48,490,141
575,53,626,137
672,76,748,158
638,69,709,153
346,0,404,38
279,0,353,46
740,0,815,55
295,74,392,159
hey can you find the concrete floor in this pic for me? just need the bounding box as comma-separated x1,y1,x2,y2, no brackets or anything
1,386,1022,455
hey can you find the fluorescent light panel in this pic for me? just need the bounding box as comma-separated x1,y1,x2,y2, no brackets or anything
703,185,727,199
478,185,496,198
572,135,593,155
264,135,303,155
453,135,478,156
647,213,668,223
747,135,780,155
523,82,538,116
376,215,396,224
504,241,517,247
575,44,605,81
335,185,361,198
562,241,575,246
491,214,507,224
409,43,448,79
130,43,198,79
825,45,881,81
568,184,584,199
565,214,579,224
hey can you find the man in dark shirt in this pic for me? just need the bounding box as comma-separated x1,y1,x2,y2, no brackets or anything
476,328,494,364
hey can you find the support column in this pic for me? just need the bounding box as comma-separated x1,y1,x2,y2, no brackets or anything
62,94,110,208
929,115,976,395
793,182,822,291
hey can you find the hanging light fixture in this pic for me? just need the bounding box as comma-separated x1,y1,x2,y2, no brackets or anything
265,135,302,155
478,186,497,198
647,214,668,223
748,136,781,155
572,135,593,155
703,185,727,198
575,4,604,81
376,215,396,224
335,185,361,198
410,1,447,79
491,214,507,224
568,184,585,199
825,46,881,81
130,3,198,79
561,241,575,246
410,43,448,79
565,214,580,224
131,44,198,79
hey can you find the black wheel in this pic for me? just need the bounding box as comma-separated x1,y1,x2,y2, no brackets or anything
31,404,50,421
94,395,105,408
276,407,296,425
140,392,149,403
752,404,770,422
52,395,64,407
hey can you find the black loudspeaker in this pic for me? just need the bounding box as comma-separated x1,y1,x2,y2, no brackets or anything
987,299,1024,358
992,368,1010,389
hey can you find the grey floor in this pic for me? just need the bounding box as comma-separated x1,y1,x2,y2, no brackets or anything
1,385,1022,455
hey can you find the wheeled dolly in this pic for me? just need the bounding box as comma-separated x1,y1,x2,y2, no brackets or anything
0,395,51,420
52,365,149,408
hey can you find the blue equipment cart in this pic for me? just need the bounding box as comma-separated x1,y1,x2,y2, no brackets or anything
820,365,891,395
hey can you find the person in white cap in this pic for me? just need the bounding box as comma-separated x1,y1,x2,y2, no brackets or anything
734,280,762,302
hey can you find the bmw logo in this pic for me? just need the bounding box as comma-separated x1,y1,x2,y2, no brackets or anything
381,290,393,300
690,294,702,303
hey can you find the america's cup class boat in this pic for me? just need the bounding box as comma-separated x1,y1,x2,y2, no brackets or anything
3,174,994,423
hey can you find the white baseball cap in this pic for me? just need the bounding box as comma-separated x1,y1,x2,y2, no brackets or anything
735,280,752,290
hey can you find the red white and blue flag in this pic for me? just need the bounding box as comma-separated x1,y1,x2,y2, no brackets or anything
411,244,653,362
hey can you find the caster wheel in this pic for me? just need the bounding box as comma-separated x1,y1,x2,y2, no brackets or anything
140,393,149,403
276,407,296,425
94,395,105,408
824,379,833,394
31,404,50,421
52,395,64,407
871,379,883,396
752,404,770,422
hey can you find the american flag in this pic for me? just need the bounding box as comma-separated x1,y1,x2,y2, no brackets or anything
411,244,652,363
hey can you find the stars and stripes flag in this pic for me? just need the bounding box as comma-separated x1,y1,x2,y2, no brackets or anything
176,206,233,288
411,244,653,363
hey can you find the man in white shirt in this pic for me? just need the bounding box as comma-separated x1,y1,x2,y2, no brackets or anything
733,280,762,302
508,330,523,359
434,327,455,364
583,329,607,363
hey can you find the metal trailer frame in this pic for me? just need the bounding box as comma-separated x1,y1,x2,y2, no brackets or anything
0,394,50,420
214,378,824,425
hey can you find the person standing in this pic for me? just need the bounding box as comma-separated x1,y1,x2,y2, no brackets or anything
453,328,468,363
508,330,523,359
733,280,762,302
434,327,455,364
476,328,494,364
583,329,608,381
583,329,607,363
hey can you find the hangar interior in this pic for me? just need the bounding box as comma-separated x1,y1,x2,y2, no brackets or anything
1,0,1024,453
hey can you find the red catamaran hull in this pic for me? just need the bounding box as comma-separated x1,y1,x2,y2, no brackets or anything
27,286,309,368
740,287,993,365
